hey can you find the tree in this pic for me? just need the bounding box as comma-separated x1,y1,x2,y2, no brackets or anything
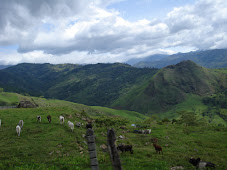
0,88,4,92
178,111,197,126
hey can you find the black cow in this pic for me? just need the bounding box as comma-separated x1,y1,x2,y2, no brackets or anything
117,144,133,154
189,158,216,169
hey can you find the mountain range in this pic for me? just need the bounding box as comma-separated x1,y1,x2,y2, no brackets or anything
0,59,226,118
129,49,227,69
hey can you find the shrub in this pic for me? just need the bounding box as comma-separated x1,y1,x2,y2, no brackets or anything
95,116,129,127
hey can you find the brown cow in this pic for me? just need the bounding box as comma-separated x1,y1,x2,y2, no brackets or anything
47,115,51,123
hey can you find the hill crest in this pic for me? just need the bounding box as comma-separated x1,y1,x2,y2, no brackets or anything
112,60,226,114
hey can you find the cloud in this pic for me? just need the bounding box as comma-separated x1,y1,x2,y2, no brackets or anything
0,0,227,64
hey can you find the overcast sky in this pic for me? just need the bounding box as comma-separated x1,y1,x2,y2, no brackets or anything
0,0,227,65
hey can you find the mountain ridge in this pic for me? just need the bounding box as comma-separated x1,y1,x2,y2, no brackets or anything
132,49,227,68
112,60,226,114
0,60,226,117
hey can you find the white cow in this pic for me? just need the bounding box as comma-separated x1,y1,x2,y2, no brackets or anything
68,121,74,132
59,116,64,125
16,125,21,136
19,120,24,129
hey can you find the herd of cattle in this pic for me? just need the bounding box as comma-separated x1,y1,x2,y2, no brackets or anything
0,116,217,169
9,115,92,137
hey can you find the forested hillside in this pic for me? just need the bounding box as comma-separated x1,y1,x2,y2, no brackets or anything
0,61,226,122
0,63,158,106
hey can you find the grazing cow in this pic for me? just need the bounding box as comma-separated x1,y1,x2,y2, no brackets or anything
67,121,74,132
47,115,51,123
16,125,21,136
59,116,64,125
144,129,151,134
153,143,163,154
19,120,24,129
189,158,216,169
117,144,133,154
37,115,41,123
86,123,92,129
133,130,140,133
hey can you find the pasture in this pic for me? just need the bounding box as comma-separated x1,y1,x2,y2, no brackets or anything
0,97,226,169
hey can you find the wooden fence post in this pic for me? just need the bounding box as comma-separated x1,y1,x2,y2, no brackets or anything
107,128,122,170
86,128,99,170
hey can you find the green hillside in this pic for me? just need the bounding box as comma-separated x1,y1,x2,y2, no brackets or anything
0,61,226,123
0,63,158,106
0,94,226,169
112,61,227,117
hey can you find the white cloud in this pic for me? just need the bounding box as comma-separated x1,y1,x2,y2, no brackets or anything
0,0,227,64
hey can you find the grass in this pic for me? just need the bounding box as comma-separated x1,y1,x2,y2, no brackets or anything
0,92,19,106
160,94,207,119
0,95,227,169
0,93,226,169
91,106,148,121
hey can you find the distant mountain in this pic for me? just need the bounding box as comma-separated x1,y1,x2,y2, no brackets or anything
133,49,227,68
126,54,168,65
0,65,12,70
112,60,227,114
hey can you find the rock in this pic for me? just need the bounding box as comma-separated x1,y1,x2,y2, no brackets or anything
17,101,37,108
58,144,62,148
82,134,86,138
80,151,83,154
118,135,124,139
100,144,108,152
101,132,106,137
76,122,81,127
170,166,184,170
49,151,54,155
82,118,87,121
79,146,83,151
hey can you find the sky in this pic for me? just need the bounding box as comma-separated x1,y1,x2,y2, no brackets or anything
0,0,227,65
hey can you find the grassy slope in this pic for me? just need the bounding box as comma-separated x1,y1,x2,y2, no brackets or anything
0,92,19,106
0,94,227,169
91,106,147,121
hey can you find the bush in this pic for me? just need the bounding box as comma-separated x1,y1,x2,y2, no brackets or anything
178,111,198,126
162,118,170,123
95,116,129,127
